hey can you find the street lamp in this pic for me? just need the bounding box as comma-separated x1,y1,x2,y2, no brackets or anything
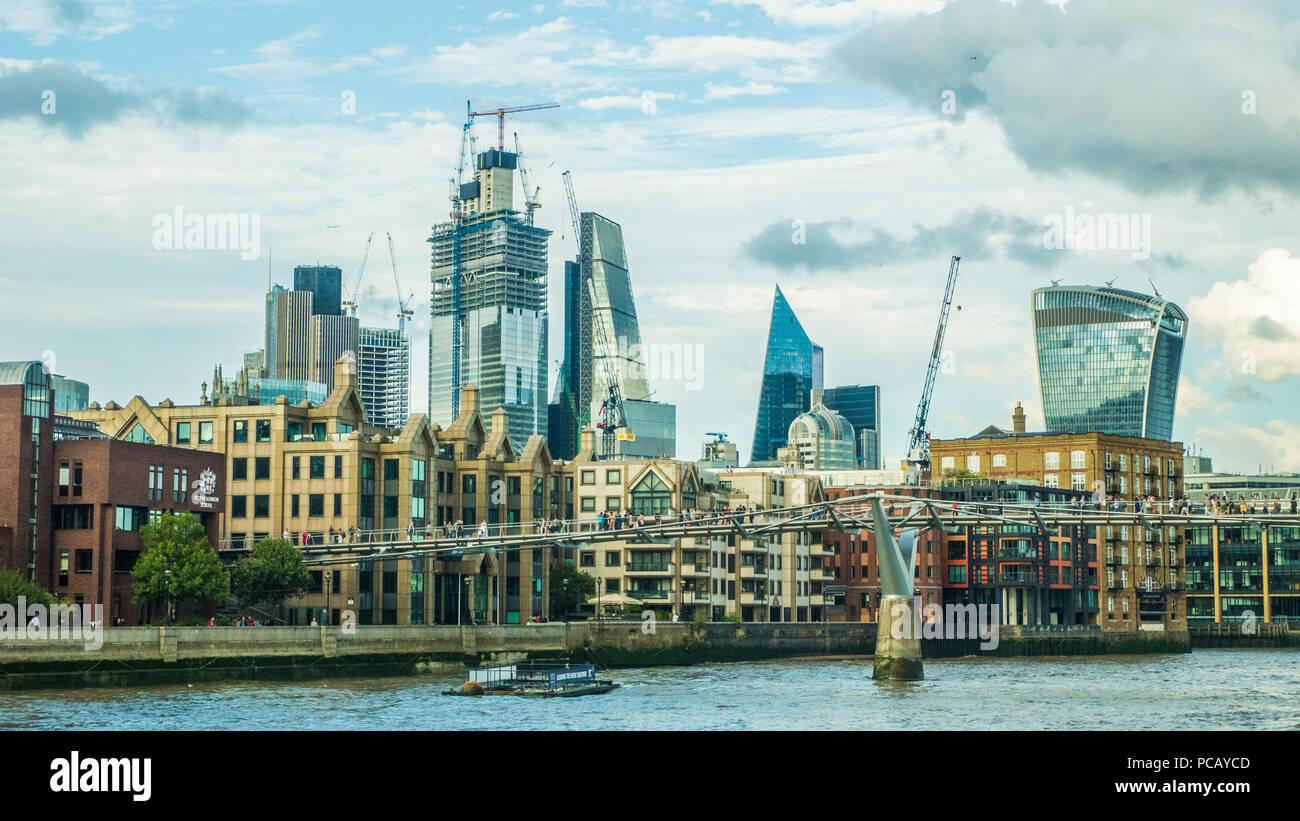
323,569,332,626
163,569,174,626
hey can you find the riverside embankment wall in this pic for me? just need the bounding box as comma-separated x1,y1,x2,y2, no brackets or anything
0,622,1192,691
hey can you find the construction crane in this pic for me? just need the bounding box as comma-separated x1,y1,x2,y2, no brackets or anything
906,255,962,471
469,102,559,151
564,170,627,460
342,232,375,316
385,232,414,337
513,131,541,226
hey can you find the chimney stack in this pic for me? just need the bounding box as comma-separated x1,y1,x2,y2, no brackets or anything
1012,402,1026,434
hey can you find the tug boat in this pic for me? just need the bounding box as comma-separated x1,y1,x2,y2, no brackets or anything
442,663,619,698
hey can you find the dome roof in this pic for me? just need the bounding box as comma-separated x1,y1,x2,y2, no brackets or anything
789,403,854,443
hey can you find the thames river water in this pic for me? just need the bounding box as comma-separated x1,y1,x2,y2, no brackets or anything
1,650,1296,731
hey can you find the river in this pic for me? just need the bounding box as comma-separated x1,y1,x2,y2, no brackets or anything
1,649,1295,730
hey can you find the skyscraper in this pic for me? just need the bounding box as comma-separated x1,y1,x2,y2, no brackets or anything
1032,285,1187,440
429,148,550,449
359,326,410,429
819,385,882,469
293,265,343,316
751,285,822,463
550,211,675,459
309,313,359,391
265,285,313,382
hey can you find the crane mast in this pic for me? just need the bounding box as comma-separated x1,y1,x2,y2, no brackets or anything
386,232,414,337
342,232,374,315
906,255,962,470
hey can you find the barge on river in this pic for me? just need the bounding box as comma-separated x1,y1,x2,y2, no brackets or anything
443,663,619,698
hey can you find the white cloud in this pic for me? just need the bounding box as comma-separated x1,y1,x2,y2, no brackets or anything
578,91,677,110
488,10,519,20
1176,376,1212,419
1193,420,1300,473
560,0,608,7
1185,248,1300,382
702,80,787,100
717,0,942,27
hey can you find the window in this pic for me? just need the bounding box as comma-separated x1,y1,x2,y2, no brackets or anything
309,494,324,518
630,471,672,515
605,469,620,484
256,419,271,442
291,495,300,517
292,457,300,479
606,496,621,511
1044,452,1059,470
233,420,248,443
581,470,595,485
114,506,147,531
172,468,187,502
1070,450,1085,469
333,494,342,517
966,454,980,474
462,474,476,494
310,456,325,479
605,551,620,567
255,457,270,480
75,550,93,573
57,461,82,497
581,497,595,512
287,421,302,441
176,422,191,444
385,459,399,481
232,458,247,481
312,423,327,442
940,456,955,471
1044,474,1059,488
124,424,155,444
580,552,595,567
334,455,343,478
992,454,1006,467
254,495,269,518
53,505,93,530
232,495,247,518
1072,472,1087,491
199,421,213,444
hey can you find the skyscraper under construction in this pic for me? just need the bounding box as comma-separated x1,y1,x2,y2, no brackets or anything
429,148,550,449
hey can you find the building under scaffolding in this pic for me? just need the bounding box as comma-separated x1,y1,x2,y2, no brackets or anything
429,148,551,449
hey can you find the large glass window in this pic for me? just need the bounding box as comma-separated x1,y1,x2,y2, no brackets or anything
233,420,248,443
630,471,672,516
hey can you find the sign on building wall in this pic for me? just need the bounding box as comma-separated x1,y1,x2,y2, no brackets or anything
191,468,220,509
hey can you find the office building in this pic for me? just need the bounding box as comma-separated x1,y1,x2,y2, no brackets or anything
930,412,1186,633
551,212,674,460
69,360,559,626
786,402,856,471
51,375,90,413
819,385,881,469
751,285,822,464
358,327,411,429
293,265,343,317
1032,285,1188,440
699,434,739,469
308,313,359,391
1,361,223,621
265,285,314,382
429,148,550,449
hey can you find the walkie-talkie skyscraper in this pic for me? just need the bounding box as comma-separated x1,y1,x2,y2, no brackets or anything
1032,285,1187,440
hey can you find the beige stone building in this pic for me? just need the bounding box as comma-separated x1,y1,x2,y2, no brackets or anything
67,357,561,625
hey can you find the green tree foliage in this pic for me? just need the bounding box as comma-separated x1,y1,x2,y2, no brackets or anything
230,538,313,611
548,561,595,619
0,568,55,608
132,512,227,622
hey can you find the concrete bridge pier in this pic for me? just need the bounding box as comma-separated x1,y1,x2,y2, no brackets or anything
870,497,923,681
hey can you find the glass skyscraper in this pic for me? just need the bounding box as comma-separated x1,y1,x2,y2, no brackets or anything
1032,285,1187,440
752,285,822,463
819,384,881,469
429,148,550,449
359,326,410,429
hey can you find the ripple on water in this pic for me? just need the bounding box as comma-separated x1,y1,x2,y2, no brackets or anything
0,650,1296,730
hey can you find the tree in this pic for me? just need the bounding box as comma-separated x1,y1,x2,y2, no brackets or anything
230,538,313,613
548,561,595,620
0,568,55,609
132,512,227,624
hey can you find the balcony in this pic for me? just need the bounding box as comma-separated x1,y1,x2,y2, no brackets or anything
739,565,767,580
680,590,709,605
809,567,832,581
1001,568,1037,585
625,562,673,576
679,563,710,576
627,589,671,602
739,592,769,606
809,594,825,606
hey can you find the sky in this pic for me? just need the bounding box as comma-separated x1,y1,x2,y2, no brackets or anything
1,0,1299,473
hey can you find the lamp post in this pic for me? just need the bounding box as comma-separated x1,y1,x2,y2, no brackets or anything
324,569,332,626
163,569,173,626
